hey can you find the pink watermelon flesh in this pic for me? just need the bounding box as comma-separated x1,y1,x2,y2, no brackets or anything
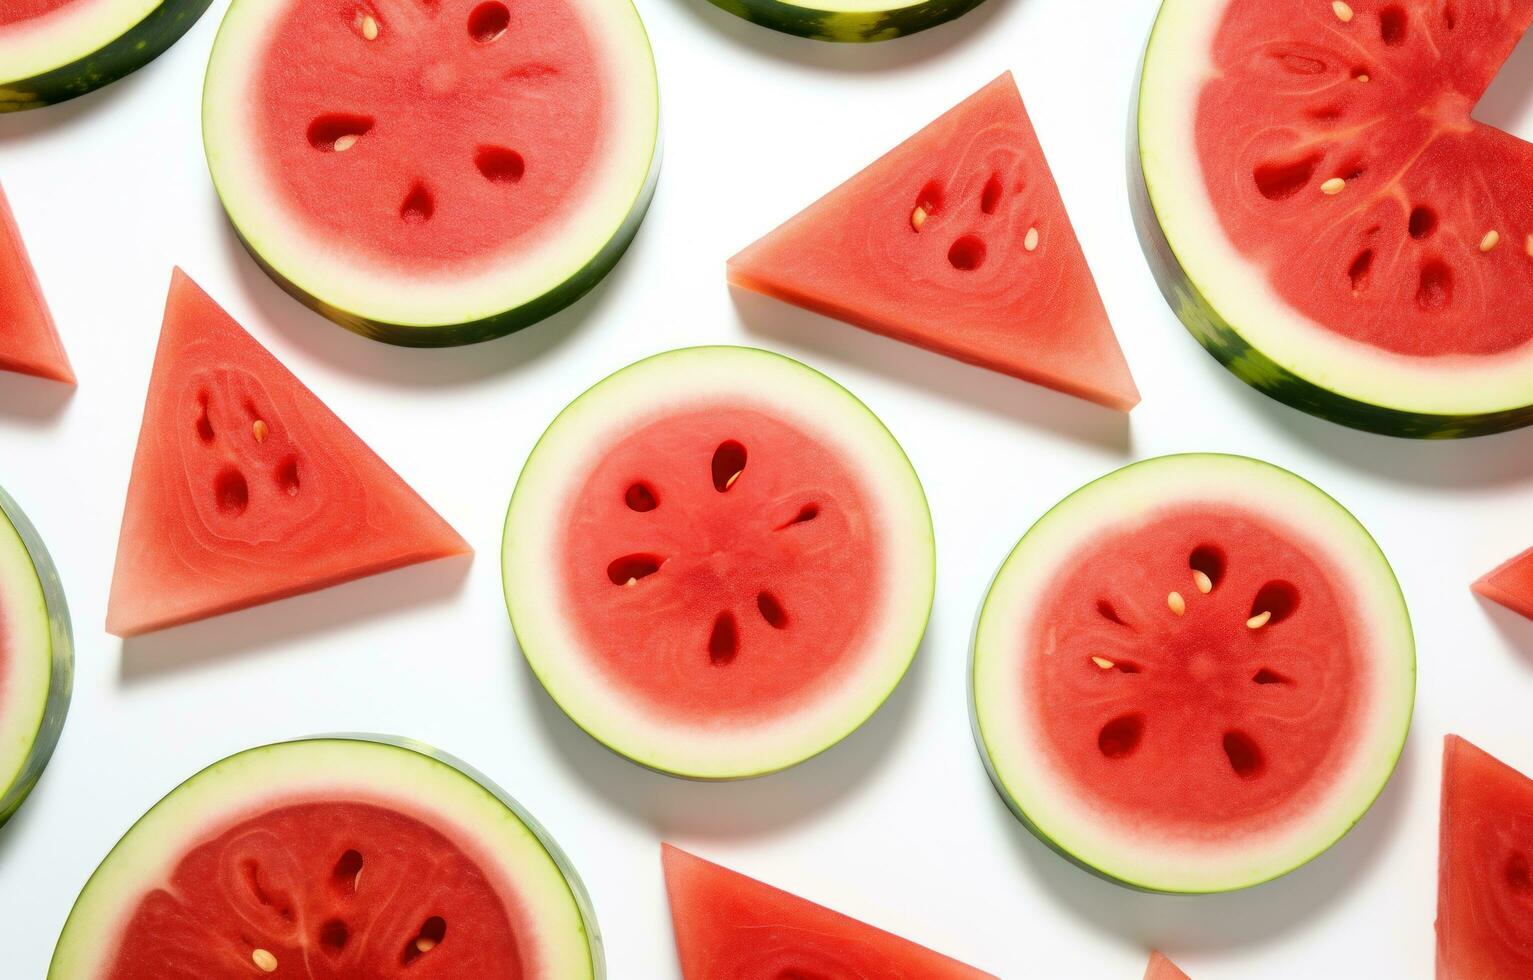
1146,950,1191,980
1437,736,1533,979
661,845,996,980
255,0,604,269
728,73,1139,413
0,0,75,27
1198,0,1533,356
1473,547,1533,621
105,270,470,637
0,183,74,385
107,801,528,978
1033,504,1361,833
562,408,880,723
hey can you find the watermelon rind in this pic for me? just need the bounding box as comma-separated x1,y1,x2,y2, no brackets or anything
970,454,1415,893
0,0,212,112
503,346,935,780
1133,0,1533,439
201,0,661,348
49,735,603,978
704,0,986,42
0,483,72,826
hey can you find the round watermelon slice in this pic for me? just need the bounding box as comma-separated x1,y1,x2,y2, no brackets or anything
50,736,601,978
202,0,660,347
1136,0,1533,437
971,454,1415,893
0,483,71,826
704,0,985,42
503,347,934,780
0,0,211,112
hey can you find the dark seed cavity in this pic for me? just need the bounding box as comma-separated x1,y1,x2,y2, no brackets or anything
1223,730,1266,778
1098,713,1145,759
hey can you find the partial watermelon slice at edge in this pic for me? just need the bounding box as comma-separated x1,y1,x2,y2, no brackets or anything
1146,949,1191,980
1473,547,1533,621
106,270,470,637
729,72,1138,413
0,182,74,385
661,844,996,979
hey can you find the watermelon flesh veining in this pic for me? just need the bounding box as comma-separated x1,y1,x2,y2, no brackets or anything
1145,950,1190,980
661,845,996,979
1437,735,1533,979
1138,0,1533,436
503,347,934,779
0,183,73,384
106,270,470,637
729,73,1138,413
1473,546,1533,621
971,455,1415,892
51,737,601,977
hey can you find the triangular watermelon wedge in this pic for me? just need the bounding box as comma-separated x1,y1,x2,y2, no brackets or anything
728,72,1138,412
0,183,74,385
1437,735,1533,979
106,270,470,638
1473,548,1533,621
1145,950,1191,980
661,844,996,979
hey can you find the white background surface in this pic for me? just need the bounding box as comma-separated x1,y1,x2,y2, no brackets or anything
3,1,1533,977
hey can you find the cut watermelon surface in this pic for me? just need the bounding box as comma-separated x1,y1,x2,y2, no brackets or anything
972,454,1415,892
1146,950,1190,980
1473,547,1533,621
0,183,73,385
1138,0,1533,436
0,0,211,111
662,845,996,979
503,347,934,779
730,73,1138,412
106,271,469,638
51,737,602,978
202,0,660,346
1437,736,1533,979
0,484,71,825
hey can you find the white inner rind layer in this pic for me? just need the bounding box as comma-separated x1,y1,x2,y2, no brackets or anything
1139,0,1533,418
201,0,658,327
50,738,597,978
0,500,54,802
503,347,935,780
0,0,161,86
972,454,1414,893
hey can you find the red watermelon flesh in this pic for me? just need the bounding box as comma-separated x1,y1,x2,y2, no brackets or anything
108,801,527,978
1473,547,1533,621
0,0,75,27
1145,950,1190,980
0,183,73,385
661,845,996,980
105,270,469,637
1437,735,1533,979
728,73,1138,413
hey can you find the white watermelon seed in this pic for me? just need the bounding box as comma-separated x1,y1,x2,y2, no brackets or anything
1168,591,1186,616
1321,177,1346,195
1024,227,1040,251
1192,569,1213,594
1480,230,1501,253
1247,610,1273,630
362,14,379,40
1526,233,1533,257
1332,1,1353,22
252,949,278,973
1356,74,1370,82
725,470,742,490
1092,656,1116,670
910,206,928,231
625,577,637,587
333,134,359,153
252,420,268,442
416,937,438,953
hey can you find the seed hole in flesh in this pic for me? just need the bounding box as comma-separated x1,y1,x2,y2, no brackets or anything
1091,657,1142,674
607,554,662,586
711,441,747,493
1507,853,1532,893
320,919,349,953
1188,545,1226,592
467,2,510,42
400,182,435,224
475,146,525,184
1347,249,1374,293
1416,259,1453,312
625,482,658,512
332,849,363,893
1307,104,1344,122
777,503,819,530
1254,152,1321,201
1408,206,1438,239
1273,51,1327,74
914,179,944,220
1443,3,1456,29
307,114,374,152
948,235,986,271
401,916,447,964
1249,580,1299,626
1096,599,1129,627
1223,730,1266,778
196,393,215,443
757,591,789,629
242,860,293,922
1253,667,1293,685
1098,713,1145,759
215,469,249,517
708,611,738,665
1378,5,1407,45
276,457,300,497
1351,65,1371,81
980,173,1004,215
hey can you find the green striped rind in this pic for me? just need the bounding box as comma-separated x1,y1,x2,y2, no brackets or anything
50,735,603,977
0,0,212,113
0,484,72,826
706,0,986,42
